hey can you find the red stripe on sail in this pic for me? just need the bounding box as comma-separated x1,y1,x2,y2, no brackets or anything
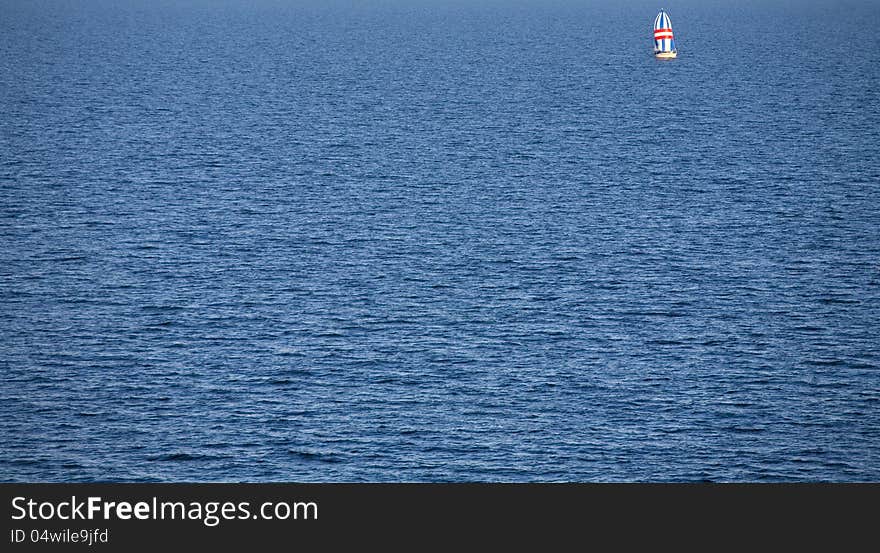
654,32,674,39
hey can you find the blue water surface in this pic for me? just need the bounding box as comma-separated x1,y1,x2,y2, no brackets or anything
1,0,879,481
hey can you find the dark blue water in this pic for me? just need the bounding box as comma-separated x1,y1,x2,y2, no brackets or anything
2,0,879,482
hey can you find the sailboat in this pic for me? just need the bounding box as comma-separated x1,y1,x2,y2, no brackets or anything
653,9,677,59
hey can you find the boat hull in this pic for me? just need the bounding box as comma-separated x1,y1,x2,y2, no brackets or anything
654,51,677,59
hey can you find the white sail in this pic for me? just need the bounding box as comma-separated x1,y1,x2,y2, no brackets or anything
653,10,677,57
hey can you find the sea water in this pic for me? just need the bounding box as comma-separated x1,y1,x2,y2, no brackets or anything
1,0,879,481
